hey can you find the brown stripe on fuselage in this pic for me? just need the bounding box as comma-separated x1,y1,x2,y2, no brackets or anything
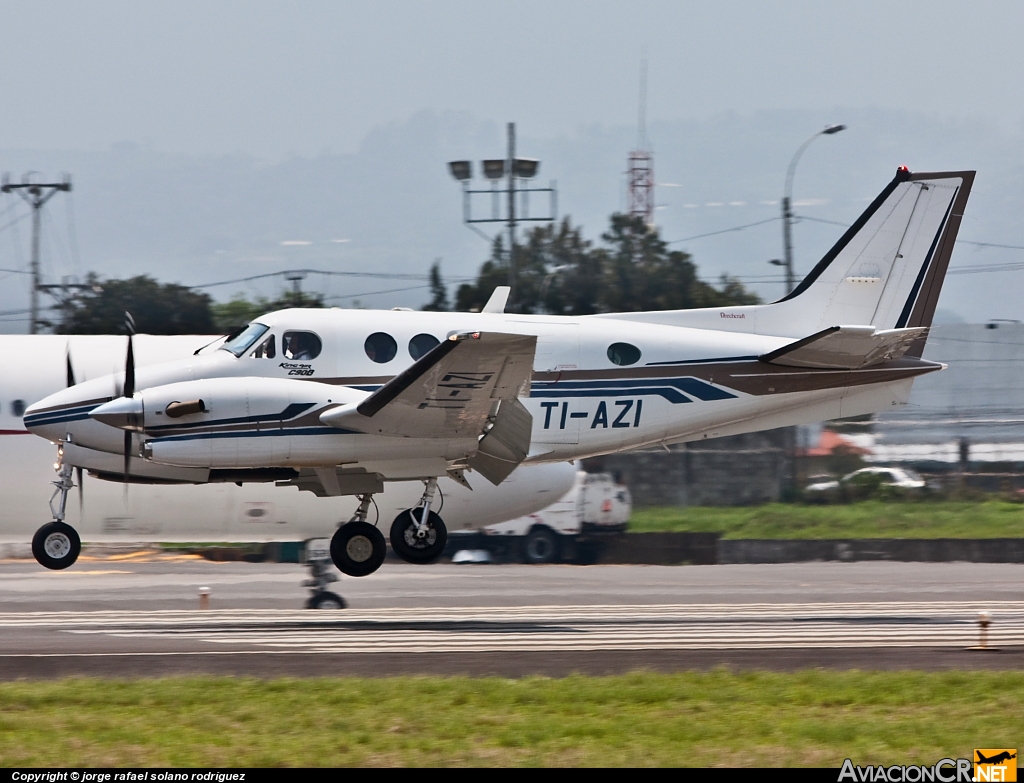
25,396,113,417
309,356,942,398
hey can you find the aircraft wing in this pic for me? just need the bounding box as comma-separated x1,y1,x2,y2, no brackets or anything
759,325,929,370
321,331,537,441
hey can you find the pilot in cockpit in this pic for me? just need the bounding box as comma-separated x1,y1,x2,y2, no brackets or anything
284,332,317,360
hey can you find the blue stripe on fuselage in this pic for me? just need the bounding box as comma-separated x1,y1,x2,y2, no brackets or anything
530,376,736,403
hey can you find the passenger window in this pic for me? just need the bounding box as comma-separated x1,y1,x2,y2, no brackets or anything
409,333,440,360
282,331,322,360
252,334,276,359
365,332,398,363
11,399,25,417
607,342,641,366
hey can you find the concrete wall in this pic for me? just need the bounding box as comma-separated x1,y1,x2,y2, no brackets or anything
589,428,793,507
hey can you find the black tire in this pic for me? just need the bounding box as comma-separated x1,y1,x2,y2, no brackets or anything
32,521,81,570
389,508,448,564
523,526,560,564
306,591,347,610
330,521,386,577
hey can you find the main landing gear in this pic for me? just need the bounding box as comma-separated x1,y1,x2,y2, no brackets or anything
32,462,81,571
330,494,387,577
389,477,447,565
327,479,450,577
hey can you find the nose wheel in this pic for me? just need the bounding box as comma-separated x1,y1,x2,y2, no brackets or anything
34,459,81,570
32,521,81,570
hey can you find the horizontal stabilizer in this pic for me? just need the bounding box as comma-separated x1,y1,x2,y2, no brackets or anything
760,325,928,370
321,331,537,441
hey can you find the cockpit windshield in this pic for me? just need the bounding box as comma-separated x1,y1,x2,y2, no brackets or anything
221,323,269,357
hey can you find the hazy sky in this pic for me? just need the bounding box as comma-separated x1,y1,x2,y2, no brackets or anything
2,2,1024,330
2,1,1023,159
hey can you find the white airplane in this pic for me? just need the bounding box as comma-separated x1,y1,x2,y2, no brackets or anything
24,167,974,580
0,334,578,603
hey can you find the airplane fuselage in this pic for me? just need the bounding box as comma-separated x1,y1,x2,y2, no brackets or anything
26,308,939,483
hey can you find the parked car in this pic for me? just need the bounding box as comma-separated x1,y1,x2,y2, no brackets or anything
806,466,926,494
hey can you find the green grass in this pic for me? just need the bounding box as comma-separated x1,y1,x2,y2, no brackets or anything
0,672,1019,766
628,500,1024,538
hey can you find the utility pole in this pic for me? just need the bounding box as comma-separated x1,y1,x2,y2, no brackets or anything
506,122,517,309
1,173,72,334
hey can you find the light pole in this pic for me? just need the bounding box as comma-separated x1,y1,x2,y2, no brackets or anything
780,124,845,294
447,123,556,312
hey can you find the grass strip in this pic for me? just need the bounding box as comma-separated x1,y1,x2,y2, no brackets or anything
629,500,1024,538
0,671,1021,766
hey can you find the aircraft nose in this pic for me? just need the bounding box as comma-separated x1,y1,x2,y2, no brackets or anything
89,396,145,431
23,391,91,439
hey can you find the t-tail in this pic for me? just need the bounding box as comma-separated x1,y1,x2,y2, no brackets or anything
603,166,976,360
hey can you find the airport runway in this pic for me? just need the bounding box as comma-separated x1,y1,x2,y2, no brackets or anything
2,557,1024,676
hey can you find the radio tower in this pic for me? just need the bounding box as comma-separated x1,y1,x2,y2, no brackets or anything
627,59,654,227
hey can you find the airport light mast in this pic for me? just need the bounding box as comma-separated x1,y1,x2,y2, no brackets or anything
447,123,557,312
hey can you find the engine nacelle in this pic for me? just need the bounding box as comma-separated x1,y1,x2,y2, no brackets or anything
93,377,365,468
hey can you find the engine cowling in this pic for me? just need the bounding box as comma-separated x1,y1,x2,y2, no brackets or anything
91,377,365,468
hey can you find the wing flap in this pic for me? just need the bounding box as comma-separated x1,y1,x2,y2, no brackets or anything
760,325,929,370
321,331,537,440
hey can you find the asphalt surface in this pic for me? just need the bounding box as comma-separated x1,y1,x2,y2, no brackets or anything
2,554,1023,677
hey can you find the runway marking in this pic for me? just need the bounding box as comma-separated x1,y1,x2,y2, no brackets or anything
1,603,1022,654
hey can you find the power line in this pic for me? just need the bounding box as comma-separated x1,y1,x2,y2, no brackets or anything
793,214,849,227
192,268,474,290
323,283,434,302
958,240,1024,251
668,216,780,244
0,209,30,235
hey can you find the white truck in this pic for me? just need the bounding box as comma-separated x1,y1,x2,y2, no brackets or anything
455,471,632,564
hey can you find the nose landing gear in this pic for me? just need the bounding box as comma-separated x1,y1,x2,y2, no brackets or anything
32,462,81,570
390,477,448,564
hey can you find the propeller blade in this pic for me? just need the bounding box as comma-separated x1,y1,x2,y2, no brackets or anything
123,335,135,399
76,466,84,514
66,349,76,387
123,312,137,501
122,430,133,502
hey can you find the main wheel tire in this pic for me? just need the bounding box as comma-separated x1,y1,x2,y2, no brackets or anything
32,521,81,570
523,526,560,564
330,521,386,577
389,508,448,564
306,591,347,610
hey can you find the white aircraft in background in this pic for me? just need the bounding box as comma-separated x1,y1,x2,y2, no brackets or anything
0,334,577,603
24,167,974,581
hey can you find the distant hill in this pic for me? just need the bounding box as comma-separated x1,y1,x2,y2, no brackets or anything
0,107,1020,331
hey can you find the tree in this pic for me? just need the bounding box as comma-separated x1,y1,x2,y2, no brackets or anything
55,274,215,335
454,213,760,314
211,289,326,333
455,235,513,312
422,260,450,311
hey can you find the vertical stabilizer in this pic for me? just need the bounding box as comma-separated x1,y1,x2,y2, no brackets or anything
596,168,975,350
